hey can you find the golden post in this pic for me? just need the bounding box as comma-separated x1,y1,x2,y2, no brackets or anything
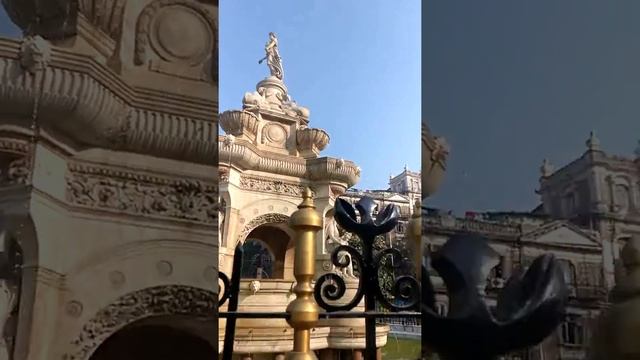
286,187,322,360
408,199,422,281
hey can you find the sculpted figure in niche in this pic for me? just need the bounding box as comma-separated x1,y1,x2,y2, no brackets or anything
0,232,21,360
259,32,284,80
325,213,355,278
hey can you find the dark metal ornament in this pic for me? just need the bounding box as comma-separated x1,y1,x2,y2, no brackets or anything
314,196,421,360
421,233,569,360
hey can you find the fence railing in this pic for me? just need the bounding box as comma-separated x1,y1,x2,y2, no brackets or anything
218,192,421,360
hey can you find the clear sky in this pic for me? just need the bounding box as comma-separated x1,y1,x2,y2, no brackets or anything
220,0,421,191
0,7,20,37
425,1,640,214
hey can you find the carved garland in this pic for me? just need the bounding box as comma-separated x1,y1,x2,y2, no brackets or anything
135,0,218,66
65,163,218,225
63,285,216,360
237,213,290,244
239,175,307,197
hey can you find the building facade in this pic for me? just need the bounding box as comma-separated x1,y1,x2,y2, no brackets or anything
424,132,640,359
0,1,219,359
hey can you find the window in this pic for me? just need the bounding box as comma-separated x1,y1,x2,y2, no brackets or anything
615,184,630,212
241,239,275,279
564,192,576,215
558,259,577,287
561,315,584,345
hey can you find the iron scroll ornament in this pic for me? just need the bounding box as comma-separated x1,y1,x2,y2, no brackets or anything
313,196,421,312
421,233,570,360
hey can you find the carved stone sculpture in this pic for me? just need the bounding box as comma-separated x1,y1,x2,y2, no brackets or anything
324,214,355,279
422,122,449,199
19,36,51,74
258,32,284,80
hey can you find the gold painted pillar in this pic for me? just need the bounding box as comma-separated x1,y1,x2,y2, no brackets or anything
285,188,322,360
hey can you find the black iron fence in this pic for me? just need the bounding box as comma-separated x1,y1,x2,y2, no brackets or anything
218,196,421,360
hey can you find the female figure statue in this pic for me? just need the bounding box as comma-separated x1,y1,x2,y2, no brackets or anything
258,32,284,80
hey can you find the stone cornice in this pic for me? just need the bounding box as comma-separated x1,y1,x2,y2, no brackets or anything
219,138,360,187
0,38,217,164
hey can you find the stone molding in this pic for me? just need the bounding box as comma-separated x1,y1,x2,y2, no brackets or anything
239,175,307,197
218,138,359,187
0,39,217,164
65,162,218,225
64,285,216,360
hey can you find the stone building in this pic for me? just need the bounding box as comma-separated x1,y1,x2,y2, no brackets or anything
424,132,640,359
0,1,219,359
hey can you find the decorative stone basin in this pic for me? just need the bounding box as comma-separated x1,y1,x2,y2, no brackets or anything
296,127,330,157
220,110,260,139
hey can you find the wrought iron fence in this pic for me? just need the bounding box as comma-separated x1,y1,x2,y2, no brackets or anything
218,194,421,360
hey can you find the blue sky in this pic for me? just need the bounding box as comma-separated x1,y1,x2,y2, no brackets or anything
0,7,20,37
220,0,421,191
425,1,640,214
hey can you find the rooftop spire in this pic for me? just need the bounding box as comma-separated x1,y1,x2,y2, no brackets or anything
540,158,554,178
586,130,601,151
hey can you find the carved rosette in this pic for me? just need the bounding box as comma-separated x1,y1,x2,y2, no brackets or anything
261,122,288,148
220,110,260,139
64,285,216,360
65,163,217,225
296,127,329,158
135,0,217,82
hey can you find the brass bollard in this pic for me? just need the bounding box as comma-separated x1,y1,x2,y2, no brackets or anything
408,199,422,281
589,235,640,359
286,188,322,360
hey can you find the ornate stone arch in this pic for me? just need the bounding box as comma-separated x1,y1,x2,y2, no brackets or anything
236,213,290,245
64,285,216,360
